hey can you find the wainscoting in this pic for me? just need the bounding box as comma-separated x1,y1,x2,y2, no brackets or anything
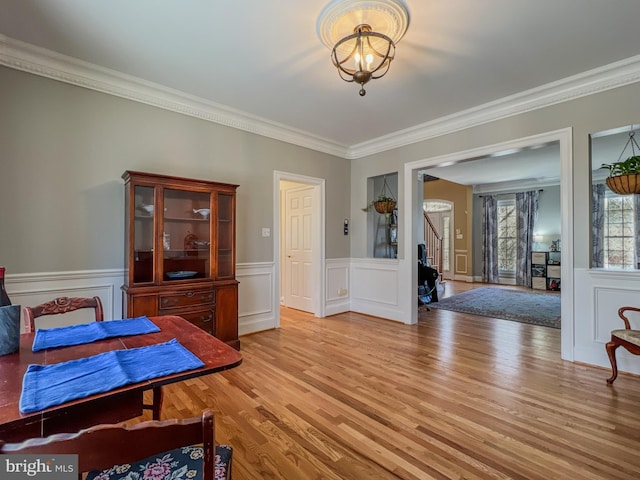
6,269,124,332
4,261,353,337
9,264,640,378
574,268,640,376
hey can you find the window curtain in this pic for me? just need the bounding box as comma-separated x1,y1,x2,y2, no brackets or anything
591,183,606,268
482,195,499,283
515,190,540,286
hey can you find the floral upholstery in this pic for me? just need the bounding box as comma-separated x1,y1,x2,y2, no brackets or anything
612,328,640,346
86,444,232,480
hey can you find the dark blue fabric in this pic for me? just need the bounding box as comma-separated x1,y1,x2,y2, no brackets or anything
20,339,204,413
85,445,233,480
86,445,233,480
32,317,160,352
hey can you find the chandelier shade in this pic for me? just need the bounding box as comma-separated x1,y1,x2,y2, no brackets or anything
331,24,395,96
318,0,409,96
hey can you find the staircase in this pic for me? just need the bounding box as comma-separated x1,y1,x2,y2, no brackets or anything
423,211,445,283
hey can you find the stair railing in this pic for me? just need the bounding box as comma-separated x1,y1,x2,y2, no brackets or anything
423,211,443,277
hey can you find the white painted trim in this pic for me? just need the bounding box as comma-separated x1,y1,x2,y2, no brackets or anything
0,34,347,158
2,34,639,160
6,269,125,330
403,128,575,362
6,265,282,336
325,258,351,316
350,56,640,159
274,171,326,326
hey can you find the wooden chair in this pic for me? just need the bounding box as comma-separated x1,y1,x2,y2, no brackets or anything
0,409,233,480
22,296,162,420
606,306,640,384
23,296,104,333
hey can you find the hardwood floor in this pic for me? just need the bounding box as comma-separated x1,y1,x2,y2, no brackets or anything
140,281,640,479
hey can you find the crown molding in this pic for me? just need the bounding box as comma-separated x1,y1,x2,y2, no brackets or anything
0,34,349,158
347,54,640,159
2,34,640,161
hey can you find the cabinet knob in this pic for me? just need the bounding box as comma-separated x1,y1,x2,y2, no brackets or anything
161,298,178,307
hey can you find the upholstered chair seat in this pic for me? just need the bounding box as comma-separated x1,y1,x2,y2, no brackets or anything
610,329,640,346
606,306,640,384
86,444,233,480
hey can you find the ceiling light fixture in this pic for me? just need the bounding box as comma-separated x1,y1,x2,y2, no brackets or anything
317,0,410,97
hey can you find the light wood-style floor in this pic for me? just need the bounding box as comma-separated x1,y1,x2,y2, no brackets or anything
141,281,640,479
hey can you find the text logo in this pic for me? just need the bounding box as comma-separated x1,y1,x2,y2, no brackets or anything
1,455,77,480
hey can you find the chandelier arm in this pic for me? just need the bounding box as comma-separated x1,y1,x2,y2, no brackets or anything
333,41,360,73
370,61,392,79
370,45,394,76
363,34,394,59
336,68,356,83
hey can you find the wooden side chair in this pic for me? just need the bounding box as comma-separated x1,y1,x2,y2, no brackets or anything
606,306,640,384
22,296,162,420
23,296,104,333
0,409,233,480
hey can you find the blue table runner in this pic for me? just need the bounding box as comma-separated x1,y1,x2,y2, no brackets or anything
20,338,205,413
32,317,160,352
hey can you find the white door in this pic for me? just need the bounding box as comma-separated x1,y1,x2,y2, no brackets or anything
284,186,315,312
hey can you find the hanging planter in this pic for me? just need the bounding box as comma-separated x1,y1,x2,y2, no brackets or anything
605,172,640,195
373,199,397,214
601,130,640,195
362,175,397,213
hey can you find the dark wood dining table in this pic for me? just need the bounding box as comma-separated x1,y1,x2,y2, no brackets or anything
0,315,242,442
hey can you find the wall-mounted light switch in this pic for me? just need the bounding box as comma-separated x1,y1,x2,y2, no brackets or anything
262,227,271,237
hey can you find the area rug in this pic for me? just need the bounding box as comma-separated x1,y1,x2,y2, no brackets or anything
428,287,560,328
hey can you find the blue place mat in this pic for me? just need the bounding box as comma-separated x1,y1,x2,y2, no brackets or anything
20,338,204,413
32,317,160,352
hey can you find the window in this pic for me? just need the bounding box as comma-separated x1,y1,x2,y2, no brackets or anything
442,216,450,272
497,198,517,274
603,192,636,268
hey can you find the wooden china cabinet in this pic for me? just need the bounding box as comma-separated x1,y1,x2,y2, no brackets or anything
121,171,239,349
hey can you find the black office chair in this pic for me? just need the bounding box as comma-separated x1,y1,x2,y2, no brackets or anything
418,244,439,309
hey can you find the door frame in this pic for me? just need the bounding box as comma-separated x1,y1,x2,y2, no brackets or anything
403,128,574,361
273,171,326,327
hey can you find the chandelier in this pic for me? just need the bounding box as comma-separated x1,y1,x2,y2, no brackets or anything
318,0,410,96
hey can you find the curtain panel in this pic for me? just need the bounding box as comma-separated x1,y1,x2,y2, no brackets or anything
515,190,540,286
591,183,606,268
482,195,499,283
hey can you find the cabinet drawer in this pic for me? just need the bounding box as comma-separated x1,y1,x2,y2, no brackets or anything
532,277,547,290
178,309,215,335
159,288,215,310
547,265,561,278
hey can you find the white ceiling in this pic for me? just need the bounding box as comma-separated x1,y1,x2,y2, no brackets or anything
1,0,640,184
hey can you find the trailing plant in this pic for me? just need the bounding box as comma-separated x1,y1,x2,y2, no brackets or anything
601,155,640,177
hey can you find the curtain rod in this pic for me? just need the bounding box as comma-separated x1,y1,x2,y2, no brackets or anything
478,189,543,197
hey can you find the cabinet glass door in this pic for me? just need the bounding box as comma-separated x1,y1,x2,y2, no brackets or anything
133,186,155,283
163,188,211,281
217,192,234,278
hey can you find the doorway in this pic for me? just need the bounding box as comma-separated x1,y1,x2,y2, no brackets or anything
273,171,326,328
402,128,574,361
